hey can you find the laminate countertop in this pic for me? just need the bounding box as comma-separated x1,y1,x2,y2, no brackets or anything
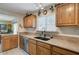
0,34,18,36
20,34,79,53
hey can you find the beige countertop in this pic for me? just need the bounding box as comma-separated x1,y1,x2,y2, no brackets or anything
0,34,18,36
20,34,79,53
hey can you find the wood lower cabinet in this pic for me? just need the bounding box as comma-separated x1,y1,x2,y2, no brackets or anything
52,46,78,55
2,36,11,52
37,45,51,55
2,35,18,52
28,39,51,55
28,39,36,55
10,35,18,49
20,38,79,55
37,41,51,50
28,42,36,55
37,41,51,55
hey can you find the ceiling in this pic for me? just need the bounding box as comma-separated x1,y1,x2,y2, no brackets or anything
0,3,52,15
0,14,16,21
0,3,53,21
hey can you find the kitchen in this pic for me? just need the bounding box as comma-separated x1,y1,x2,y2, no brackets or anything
0,3,79,55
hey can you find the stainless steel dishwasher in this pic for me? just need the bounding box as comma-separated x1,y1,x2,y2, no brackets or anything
20,36,29,54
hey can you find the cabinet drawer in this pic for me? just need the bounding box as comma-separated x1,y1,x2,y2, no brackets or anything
29,39,36,44
37,41,51,49
53,46,77,55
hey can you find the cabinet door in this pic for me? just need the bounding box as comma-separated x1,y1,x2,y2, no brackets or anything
56,4,76,26
23,17,28,28
63,4,75,25
52,46,78,55
37,46,51,55
19,36,24,49
23,15,36,28
2,36,11,52
26,17,32,27
11,36,18,49
56,4,63,26
28,40,36,55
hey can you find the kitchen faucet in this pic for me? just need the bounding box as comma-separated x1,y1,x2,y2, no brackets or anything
39,26,46,38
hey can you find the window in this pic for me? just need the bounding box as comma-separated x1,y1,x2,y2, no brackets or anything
36,15,57,32
13,23,18,34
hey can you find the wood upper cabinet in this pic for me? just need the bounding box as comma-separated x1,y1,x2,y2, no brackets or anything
2,35,18,52
23,15,36,28
56,3,79,26
28,39,37,55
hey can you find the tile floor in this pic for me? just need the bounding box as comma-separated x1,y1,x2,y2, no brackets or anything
0,48,29,55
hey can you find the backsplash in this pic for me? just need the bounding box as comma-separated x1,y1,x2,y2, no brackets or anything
24,27,79,37
35,31,55,38
57,27,79,35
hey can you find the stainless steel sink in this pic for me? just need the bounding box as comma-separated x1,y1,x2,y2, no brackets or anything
34,37,50,41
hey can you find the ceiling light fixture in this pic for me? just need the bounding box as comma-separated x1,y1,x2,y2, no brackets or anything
41,7,44,10
39,3,44,10
39,4,42,7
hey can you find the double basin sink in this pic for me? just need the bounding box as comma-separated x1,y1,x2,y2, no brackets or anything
34,37,50,41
